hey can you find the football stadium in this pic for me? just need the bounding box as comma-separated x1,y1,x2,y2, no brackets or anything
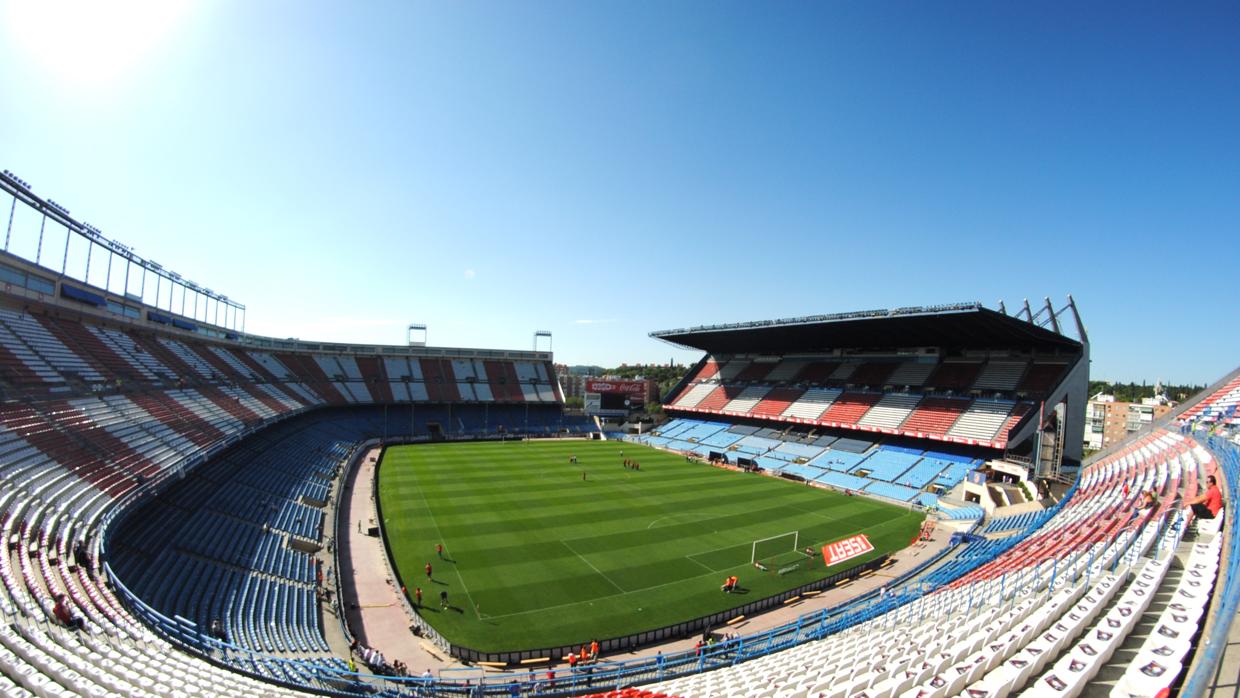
0,162,1238,698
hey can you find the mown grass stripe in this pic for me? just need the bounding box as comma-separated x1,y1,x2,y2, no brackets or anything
378,439,922,651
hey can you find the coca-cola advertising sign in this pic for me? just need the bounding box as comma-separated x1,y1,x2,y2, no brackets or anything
586,380,647,395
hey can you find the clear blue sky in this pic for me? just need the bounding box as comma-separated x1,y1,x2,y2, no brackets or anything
1,1,1236,385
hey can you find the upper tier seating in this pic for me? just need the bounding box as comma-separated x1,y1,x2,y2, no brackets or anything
885,360,937,387
972,359,1029,391
671,382,719,409
820,392,882,426
733,360,774,381
0,308,561,408
947,400,1014,442
901,396,970,434
1180,372,1240,425
721,385,771,414
925,360,983,390
794,360,842,384
845,361,895,387
695,360,720,381
667,350,1050,448
0,310,104,386
716,359,751,382
856,392,922,430
1017,361,1070,393
762,358,807,382
780,387,841,421
693,385,736,412
749,387,804,418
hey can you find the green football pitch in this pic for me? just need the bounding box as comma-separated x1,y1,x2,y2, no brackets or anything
376,439,922,652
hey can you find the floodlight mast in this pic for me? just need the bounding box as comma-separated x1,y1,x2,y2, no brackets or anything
533,330,552,353
408,324,427,347
0,170,247,333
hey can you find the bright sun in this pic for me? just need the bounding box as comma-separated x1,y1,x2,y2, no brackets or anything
4,0,195,90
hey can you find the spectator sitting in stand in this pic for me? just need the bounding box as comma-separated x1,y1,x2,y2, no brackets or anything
52,594,84,630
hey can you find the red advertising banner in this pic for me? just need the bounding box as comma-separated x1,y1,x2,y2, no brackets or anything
821,534,874,567
585,380,647,395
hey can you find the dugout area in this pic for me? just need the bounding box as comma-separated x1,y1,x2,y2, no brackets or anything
375,439,922,657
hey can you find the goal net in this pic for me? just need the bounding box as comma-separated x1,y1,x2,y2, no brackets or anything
750,531,799,564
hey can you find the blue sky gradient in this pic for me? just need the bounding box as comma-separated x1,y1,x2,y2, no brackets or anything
1,1,1236,384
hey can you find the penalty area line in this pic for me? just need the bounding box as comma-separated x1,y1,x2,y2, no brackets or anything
561,540,627,594
646,512,716,529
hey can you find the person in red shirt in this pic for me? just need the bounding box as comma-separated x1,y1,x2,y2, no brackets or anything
436,543,444,559
414,587,422,608
1186,475,1224,519
425,562,433,580
53,594,83,630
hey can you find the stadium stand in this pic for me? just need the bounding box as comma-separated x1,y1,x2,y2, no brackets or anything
0,182,1232,698
643,426,1226,698
946,399,1015,442
926,359,984,391
670,382,718,409
636,417,984,506
845,361,895,387
820,391,883,426
780,386,841,421
972,358,1029,392
0,253,585,695
885,359,937,388
1017,360,1070,394
748,386,803,418
721,385,771,414
1179,368,1240,428
856,392,921,430
663,351,1044,450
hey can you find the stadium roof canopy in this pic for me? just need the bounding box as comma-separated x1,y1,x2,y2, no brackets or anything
650,302,1084,354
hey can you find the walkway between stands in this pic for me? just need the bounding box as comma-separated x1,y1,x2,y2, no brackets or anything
339,448,449,675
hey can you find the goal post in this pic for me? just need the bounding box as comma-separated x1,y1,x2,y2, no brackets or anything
750,531,799,564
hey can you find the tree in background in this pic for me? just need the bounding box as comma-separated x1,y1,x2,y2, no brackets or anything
1088,380,1205,403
